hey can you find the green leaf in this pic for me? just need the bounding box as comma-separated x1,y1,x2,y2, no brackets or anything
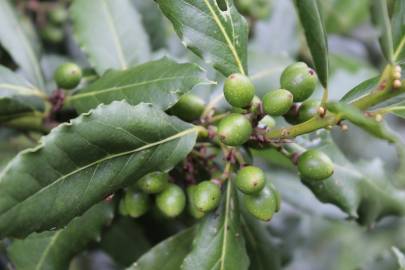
0,101,197,238
0,0,44,89
67,58,208,114
241,214,281,270
301,134,405,225
340,76,379,103
7,202,113,270
392,0,405,62
70,0,151,75
156,0,249,77
0,65,46,122
132,0,166,51
327,101,397,143
127,228,194,270
100,217,151,267
293,0,329,88
182,182,249,270
370,0,394,62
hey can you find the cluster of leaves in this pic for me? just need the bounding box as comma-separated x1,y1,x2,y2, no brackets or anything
0,0,404,269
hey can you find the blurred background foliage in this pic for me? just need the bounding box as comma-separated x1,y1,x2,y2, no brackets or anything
1,0,405,269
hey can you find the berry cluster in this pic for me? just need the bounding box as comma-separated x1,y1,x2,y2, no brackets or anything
116,62,335,222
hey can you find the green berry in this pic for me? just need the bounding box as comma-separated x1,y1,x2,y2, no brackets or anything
268,182,281,212
235,166,265,194
156,184,186,218
124,190,150,218
280,62,318,102
258,115,276,129
283,104,300,125
243,184,278,221
193,181,221,212
297,99,320,123
170,94,205,122
137,172,169,194
54,63,82,89
217,113,252,146
48,5,68,25
41,24,64,44
263,89,294,116
187,185,206,219
297,149,334,181
224,73,255,108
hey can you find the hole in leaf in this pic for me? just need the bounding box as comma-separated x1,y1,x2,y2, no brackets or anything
216,0,228,11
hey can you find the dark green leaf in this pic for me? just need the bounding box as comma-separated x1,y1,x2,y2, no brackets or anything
370,0,394,62
327,102,397,143
182,182,249,270
67,58,208,114
0,101,197,237
70,0,151,75
0,65,46,123
7,202,113,270
0,0,45,89
132,0,166,51
241,214,281,270
302,134,405,225
392,0,405,62
127,227,194,270
100,218,151,267
294,0,329,88
340,76,379,103
156,0,248,77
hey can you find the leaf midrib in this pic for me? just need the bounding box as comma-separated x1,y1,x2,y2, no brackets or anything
100,0,127,69
219,181,232,270
0,127,196,218
0,83,45,97
67,75,196,101
35,231,62,270
201,0,245,75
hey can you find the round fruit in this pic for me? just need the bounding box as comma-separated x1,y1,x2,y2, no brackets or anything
262,89,294,116
297,99,320,123
54,63,82,89
124,190,150,218
297,149,334,181
48,6,68,24
280,62,318,102
137,172,169,194
156,184,186,218
224,73,255,108
193,181,221,212
217,113,253,146
41,24,63,44
243,185,277,221
258,115,276,129
283,104,300,125
268,182,281,212
187,185,205,219
170,94,205,122
235,166,265,194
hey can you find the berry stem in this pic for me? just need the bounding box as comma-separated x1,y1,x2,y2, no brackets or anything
265,68,404,140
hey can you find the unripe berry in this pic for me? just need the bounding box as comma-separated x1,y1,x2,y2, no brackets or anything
297,99,320,123
41,24,64,44
258,115,276,129
243,184,278,221
54,63,82,89
298,149,334,181
156,184,186,218
217,113,252,146
169,94,205,122
263,89,294,116
224,73,255,108
187,185,205,219
48,5,68,25
193,181,221,212
280,62,317,102
235,166,265,194
124,190,150,218
137,172,169,194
